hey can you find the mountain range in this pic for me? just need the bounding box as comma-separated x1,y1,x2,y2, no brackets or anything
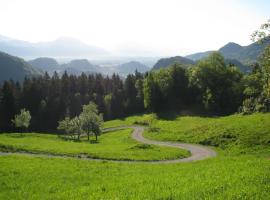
0,35,269,83
152,56,195,70
186,40,270,64
113,61,149,76
28,57,149,77
0,35,108,58
153,40,269,72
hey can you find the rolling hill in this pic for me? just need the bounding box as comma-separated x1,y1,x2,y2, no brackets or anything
113,61,149,76
61,59,102,75
152,56,195,70
28,57,60,74
0,51,42,83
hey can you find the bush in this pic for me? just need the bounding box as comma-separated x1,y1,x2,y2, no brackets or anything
240,96,270,114
131,144,153,149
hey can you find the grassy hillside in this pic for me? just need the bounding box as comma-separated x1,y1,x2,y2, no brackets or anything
1,113,270,199
105,113,270,155
0,129,188,161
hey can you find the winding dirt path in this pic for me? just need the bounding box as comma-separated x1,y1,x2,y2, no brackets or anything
105,126,216,163
0,126,216,163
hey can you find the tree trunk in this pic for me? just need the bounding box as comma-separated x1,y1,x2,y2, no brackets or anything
95,133,97,141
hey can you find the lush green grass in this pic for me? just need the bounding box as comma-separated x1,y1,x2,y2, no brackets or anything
144,113,270,155
105,113,270,155
1,113,270,199
0,154,269,200
0,129,189,161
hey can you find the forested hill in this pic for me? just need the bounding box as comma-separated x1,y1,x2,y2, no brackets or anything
113,61,149,76
186,39,270,64
28,57,60,73
0,51,42,83
152,56,195,70
61,59,102,75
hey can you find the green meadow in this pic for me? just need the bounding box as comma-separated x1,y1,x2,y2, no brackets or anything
0,154,269,200
0,113,270,199
0,129,188,161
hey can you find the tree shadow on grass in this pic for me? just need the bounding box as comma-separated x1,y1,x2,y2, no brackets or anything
156,108,220,121
89,140,99,144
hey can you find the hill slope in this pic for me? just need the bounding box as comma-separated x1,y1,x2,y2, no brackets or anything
0,51,42,83
28,57,60,73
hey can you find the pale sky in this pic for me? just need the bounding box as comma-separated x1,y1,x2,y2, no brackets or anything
0,0,269,56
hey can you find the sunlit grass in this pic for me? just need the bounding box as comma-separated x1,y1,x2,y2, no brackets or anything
0,154,269,200
0,129,189,161
104,113,270,155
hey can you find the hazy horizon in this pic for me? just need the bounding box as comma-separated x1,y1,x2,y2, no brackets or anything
0,0,269,57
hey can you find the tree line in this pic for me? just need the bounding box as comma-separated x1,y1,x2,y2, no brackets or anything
0,72,144,132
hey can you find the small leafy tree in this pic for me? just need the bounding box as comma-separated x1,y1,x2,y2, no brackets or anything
251,19,270,43
57,117,76,139
12,108,31,133
70,116,83,141
80,102,103,141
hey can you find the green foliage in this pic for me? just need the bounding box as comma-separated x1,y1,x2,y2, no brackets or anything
251,19,270,43
57,117,77,139
0,129,188,161
260,45,270,100
12,109,31,130
189,52,243,113
80,101,103,141
240,20,270,113
133,113,157,126
57,102,103,141
103,114,153,128
143,64,189,111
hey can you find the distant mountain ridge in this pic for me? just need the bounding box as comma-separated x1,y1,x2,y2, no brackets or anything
186,40,270,64
0,51,42,83
29,57,60,73
28,58,102,76
28,57,149,76
61,59,102,75
0,35,109,58
113,61,149,76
